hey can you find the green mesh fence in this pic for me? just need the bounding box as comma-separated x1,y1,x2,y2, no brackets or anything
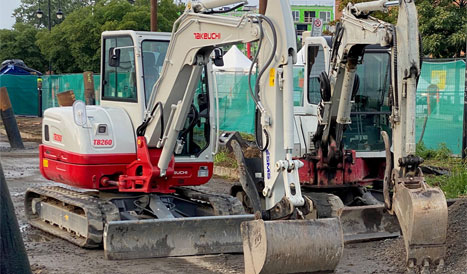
41,74,101,112
1,60,465,154
214,72,257,134
0,74,39,116
213,67,304,134
416,60,466,155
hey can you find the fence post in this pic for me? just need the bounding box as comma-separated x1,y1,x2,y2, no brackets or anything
83,71,96,105
462,40,467,159
0,87,24,149
0,161,32,274
37,77,43,117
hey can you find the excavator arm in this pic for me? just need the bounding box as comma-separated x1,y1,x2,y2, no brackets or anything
313,0,447,271
121,1,344,273
138,0,306,213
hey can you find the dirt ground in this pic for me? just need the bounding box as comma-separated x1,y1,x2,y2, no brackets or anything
1,120,467,274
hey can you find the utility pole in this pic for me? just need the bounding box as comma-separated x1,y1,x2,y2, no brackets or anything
47,0,52,74
259,0,267,15
151,0,157,32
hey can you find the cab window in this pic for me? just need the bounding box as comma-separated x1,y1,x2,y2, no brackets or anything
142,40,169,105
306,45,326,105
102,36,137,101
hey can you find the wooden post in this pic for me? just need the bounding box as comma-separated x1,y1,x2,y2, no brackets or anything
56,90,76,107
0,162,32,274
0,87,24,149
151,0,158,31
83,71,96,105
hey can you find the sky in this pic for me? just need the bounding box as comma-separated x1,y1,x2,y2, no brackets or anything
1,0,21,29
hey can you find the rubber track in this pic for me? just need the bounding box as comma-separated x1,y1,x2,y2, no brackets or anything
25,186,119,248
176,186,246,215
25,185,244,249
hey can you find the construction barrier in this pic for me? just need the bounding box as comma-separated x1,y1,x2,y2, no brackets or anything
415,60,466,155
0,59,465,154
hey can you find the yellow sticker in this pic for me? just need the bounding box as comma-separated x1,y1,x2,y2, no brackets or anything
269,68,275,86
43,159,48,168
431,70,446,91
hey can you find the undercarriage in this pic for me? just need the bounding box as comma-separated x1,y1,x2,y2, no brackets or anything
25,185,252,259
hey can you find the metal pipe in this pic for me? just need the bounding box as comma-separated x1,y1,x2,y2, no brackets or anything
353,0,398,14
283,57,294,160
195,0,245,12
384,1,399,8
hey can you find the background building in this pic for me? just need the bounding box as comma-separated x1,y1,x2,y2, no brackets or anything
290,0,335,36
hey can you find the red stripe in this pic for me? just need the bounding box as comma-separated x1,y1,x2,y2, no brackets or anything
41,144,136,165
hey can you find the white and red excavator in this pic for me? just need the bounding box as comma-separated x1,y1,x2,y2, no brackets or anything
26,0,342,273
25,0,447,273
306,0,448,271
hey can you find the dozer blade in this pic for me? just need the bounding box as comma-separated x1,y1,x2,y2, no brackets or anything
340,205,400,243
241,218,343,274
392,182,447,266
103,215,254,260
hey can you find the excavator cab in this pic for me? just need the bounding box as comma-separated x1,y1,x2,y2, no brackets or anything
100,31,215,164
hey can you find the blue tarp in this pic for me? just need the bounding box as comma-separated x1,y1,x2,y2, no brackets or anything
0,60,42,76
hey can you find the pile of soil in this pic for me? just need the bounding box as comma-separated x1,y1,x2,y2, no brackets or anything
442,200,467,273
376,199,467,273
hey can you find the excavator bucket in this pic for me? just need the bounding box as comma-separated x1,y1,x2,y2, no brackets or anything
241,218,343,274
392,182,448,266
104,215,254,259
340,205,400,242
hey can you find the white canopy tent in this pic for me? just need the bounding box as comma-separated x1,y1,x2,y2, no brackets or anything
295,47,305,66
213,45,253,72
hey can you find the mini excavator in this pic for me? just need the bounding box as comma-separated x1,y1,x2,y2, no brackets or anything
26,0,343,273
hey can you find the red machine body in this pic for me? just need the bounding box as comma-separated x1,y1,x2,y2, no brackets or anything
40,137,213,193
297,149,386,187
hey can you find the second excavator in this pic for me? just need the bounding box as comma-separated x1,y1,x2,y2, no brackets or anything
307,0,448,272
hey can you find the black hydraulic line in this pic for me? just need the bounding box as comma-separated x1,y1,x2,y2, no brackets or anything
251,15,278,152
180,104,199,138
136,101,164,139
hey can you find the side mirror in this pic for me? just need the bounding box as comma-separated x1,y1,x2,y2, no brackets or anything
213,48,224,67
109,47,121,67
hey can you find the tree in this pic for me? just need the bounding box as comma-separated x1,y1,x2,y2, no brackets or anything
418,0,466,57
13,0,94,28
35,0,184,73
0,23,47,71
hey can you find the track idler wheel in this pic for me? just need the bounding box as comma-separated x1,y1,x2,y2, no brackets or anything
241,218,343,274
